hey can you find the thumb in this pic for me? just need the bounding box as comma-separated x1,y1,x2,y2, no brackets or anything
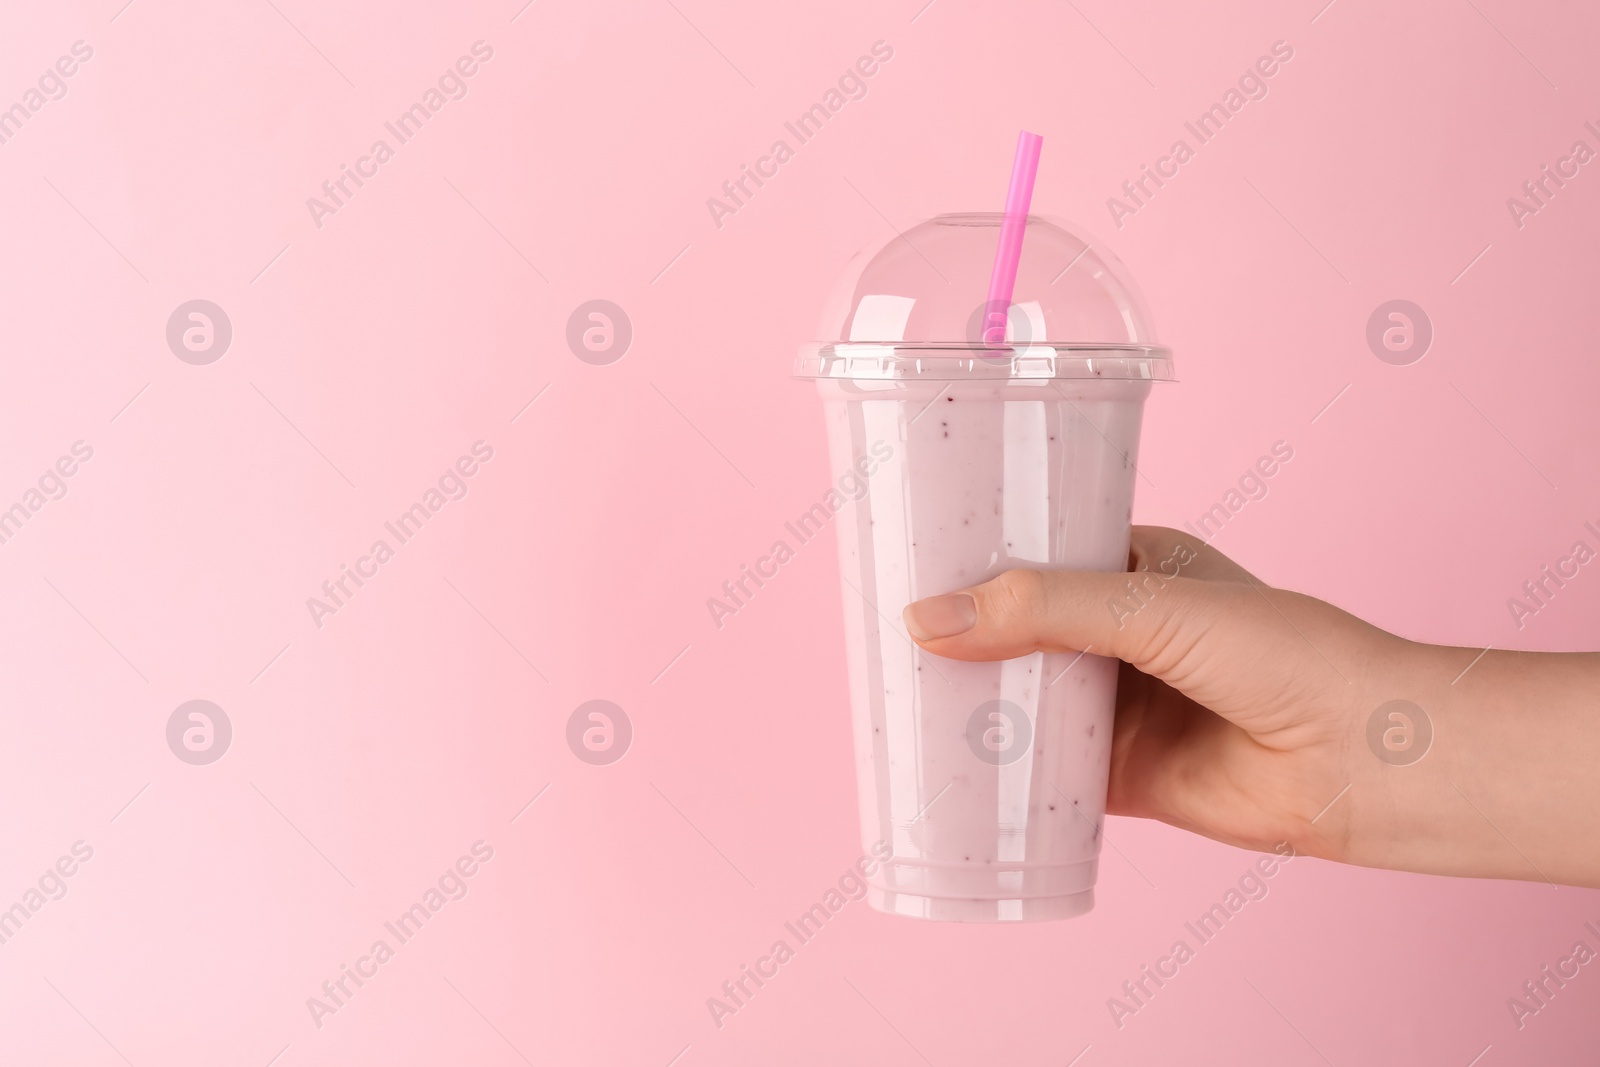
902,568,1242,681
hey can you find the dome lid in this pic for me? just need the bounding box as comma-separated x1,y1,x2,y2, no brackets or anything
797,213,1172,380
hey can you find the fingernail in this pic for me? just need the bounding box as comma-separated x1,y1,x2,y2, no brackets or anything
904,593,977,640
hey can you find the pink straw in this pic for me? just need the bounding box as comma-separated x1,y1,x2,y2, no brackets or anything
982,130,1044,345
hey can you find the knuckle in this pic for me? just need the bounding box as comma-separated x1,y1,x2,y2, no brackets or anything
1131,526,1200,573
987,569,1047,624
1128,577,1225,678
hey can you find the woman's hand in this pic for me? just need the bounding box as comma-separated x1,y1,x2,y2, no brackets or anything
902,526,1600,888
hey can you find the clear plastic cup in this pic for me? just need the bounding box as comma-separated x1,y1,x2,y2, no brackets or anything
796,213,1173,922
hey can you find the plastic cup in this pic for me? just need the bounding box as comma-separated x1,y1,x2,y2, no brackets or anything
795,213,1173,922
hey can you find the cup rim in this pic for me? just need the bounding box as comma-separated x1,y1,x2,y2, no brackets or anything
794,342,1175,381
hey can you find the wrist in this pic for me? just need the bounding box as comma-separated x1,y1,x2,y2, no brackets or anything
1328,641,1600,887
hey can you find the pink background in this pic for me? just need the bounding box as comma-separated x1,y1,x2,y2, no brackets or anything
2,0,1598,1063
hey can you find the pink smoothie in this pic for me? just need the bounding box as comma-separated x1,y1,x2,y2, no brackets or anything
800,211,1170,921
817,374,1149,921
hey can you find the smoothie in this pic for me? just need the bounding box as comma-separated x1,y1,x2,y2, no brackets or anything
798,212,1171,922
818,374,1147,921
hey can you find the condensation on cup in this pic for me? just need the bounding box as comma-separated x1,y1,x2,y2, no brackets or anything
795,212,1174,922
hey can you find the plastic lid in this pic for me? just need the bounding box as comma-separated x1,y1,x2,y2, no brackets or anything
796,213,1173,380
